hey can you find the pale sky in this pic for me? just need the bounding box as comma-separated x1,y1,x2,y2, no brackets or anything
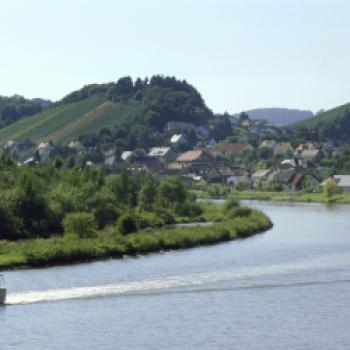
0,0,349,113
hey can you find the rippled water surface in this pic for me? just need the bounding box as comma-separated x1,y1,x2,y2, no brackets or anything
1,201,350,350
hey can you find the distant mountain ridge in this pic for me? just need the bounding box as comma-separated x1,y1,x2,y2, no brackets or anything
235,108,314,126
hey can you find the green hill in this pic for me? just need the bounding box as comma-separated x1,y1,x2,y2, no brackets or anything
290,102,350,129
0,75,212,146
289,101,350,142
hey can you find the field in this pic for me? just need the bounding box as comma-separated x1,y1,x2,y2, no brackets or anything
0,96,143,145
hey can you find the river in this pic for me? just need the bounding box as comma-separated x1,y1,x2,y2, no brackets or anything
1,201,350,349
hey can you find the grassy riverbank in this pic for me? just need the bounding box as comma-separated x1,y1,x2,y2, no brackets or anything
0,204,272,270
192,187,350,204
229,191,350,204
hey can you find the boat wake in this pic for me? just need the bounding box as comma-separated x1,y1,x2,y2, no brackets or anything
6,253,350,305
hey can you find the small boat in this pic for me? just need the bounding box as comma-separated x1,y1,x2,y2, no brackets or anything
0,274,6,304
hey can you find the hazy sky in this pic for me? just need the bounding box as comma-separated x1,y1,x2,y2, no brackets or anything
0,0,349,113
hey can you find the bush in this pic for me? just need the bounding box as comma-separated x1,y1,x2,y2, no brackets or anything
137,212,164,229
224,195,239,213
63,212,97,238
117,212,138,235
154,208,176,225
226,206,252,219
94,204,120,229
175,201,203,217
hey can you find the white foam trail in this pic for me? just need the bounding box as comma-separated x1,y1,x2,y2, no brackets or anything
7,253,350,305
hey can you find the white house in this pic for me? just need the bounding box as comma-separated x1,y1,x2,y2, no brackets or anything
37,142,54,162
170,134,187,147
148,147,175,163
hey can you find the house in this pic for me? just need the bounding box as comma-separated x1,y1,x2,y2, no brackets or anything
164,121,196,134
289,173,319,191
321,175,350,193
206,138,217,149
320,142,334,157
68,140,83,151
170,134,187,148
274,142,293,156
195,126,210,139
103,149,117,167
333,144,350,157
259,140,277,151
126,160,163,174
260,140,293,156
148,147,175,163
225,166,250,184
251,169,273,186
217,143,254,157
21,157,35,166
37,142,54,162
268,168,296,187
280,159,296,169
121,151,133,162
176,149,214,168
297,149,321,167
121,149,149,163
4,140,27,154
294,142,319,156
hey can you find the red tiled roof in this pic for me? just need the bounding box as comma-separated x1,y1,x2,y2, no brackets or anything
291,173,304,186
177,150,204,162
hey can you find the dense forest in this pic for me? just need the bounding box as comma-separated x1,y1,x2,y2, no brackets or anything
0,95,43,128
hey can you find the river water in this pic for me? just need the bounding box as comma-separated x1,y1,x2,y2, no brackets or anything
1,201,350,350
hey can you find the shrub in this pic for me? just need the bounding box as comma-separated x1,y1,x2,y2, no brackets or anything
154,208,176,225
323,178,338,198
175,201,203,217
224,195,239,213
117,212,138,235
94,204,120,229
137,212,164,229
63,212,97,238
227,206,252,219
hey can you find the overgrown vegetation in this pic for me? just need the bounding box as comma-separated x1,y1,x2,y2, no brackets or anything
0,153,204,241
0,201,272,270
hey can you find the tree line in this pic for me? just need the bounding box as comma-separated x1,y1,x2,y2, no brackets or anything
0,154,202,240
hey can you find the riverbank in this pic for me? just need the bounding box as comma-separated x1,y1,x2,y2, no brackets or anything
194,189,350,204
230,191,350,204
0,204,272,271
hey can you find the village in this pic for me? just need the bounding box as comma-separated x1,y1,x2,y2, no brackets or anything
2,115,350,194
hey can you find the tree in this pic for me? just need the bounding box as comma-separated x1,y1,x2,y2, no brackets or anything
324,178,338,198
12,170,53,235
158,178,187,209
138,174,158,210
63,212,97,238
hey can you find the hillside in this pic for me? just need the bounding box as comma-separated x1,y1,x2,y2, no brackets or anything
237,108,313,126
290,102,350,128
0,95,43,128
290,101,350,143
0,76,212,145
